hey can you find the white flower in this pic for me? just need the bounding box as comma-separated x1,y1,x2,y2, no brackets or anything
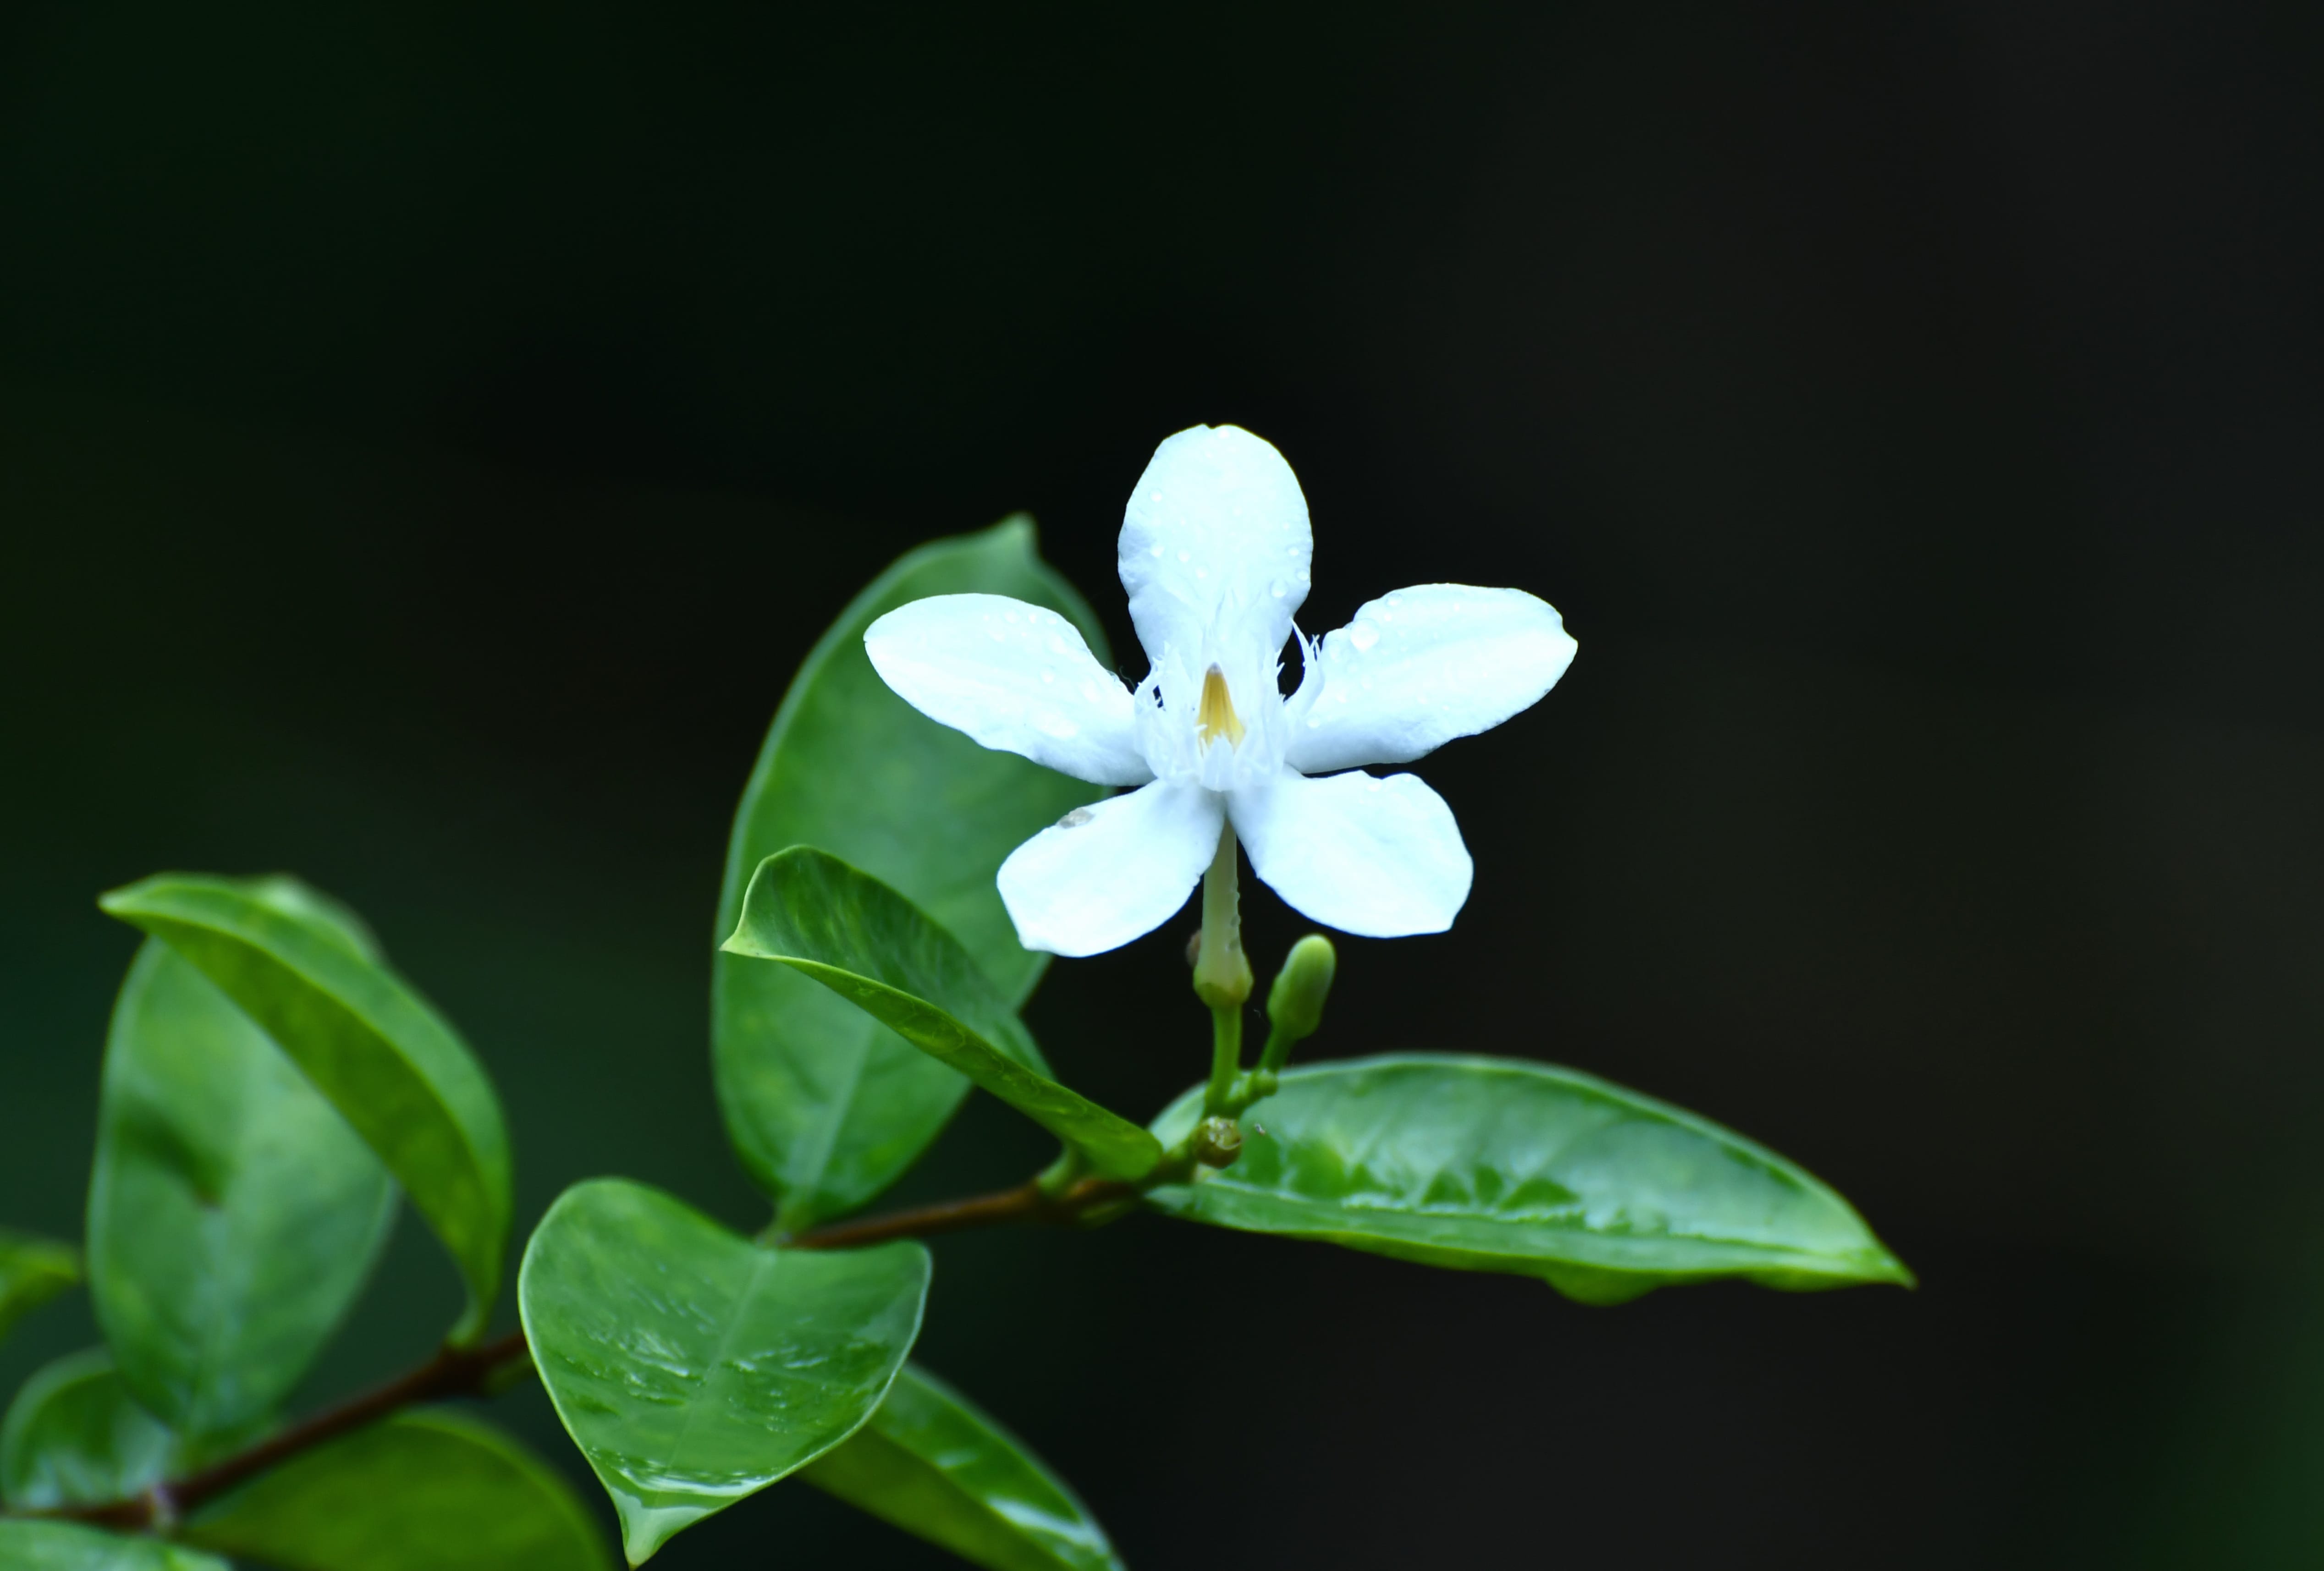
863,424,1577,957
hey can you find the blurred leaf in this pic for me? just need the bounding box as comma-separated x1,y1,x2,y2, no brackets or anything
713,518,1111,1230
98,873,512,1344
804,1363,1125,1571
1148,1055,1912,1302
0,1350,178,1511
519,1177,930,1564
234,874,385,961
0,1230,79,1346
726,849,1159,1184
87,939,396,1438
0,1521,228,1571
183,1408,611,1571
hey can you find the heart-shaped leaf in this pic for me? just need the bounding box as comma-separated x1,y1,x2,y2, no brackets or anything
0,1522,228,1571
520,1177,930,1564
725,849,1159,1183
1148,1055,1911,1302
804,1363,1125,1571
87,939,396,1437
0,1230,78,1346
0,1350,181,1511
98,873,512,1344
183,1409,612,1571
713,519,1111,1230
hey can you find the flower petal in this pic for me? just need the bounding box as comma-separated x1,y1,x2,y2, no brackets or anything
865,594,1152,786
1117,425,1313,670
1230,768,1472,937
1284,585,1577,775
998,781,1225,956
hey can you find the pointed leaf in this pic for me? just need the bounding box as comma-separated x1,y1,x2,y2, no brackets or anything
0,1350,180,1511
88,939,396,1437
97,873,512,1344
1147,1055,1912,1302
804,1363,1125,1571
183,1409,611,1571
713,518,1112,1230
0,1522,228,1571
0,1230,79,1346
725,849,1159,1183
519,1177,930,1564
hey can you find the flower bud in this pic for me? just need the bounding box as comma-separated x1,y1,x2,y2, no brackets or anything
1266,935,1337,1045
1192,1116,1243,1168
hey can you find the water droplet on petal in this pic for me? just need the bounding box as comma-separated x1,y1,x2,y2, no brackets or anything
1151,543,1165,557
1178,550,1192,563
1047,635,1068,654
1058,807,1095,828
1041,669,1056,683
1347,621,1381,652
1269,578,1289,598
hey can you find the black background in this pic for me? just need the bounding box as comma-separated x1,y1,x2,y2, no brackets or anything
6,3,2324,1566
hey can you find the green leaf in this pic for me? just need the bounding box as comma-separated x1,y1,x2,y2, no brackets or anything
0,1230,79,1346
0,1350,179,1511
713,518,1112,1230
0,1522,228,1571
97,873,512,1344
519,1177,930,1564
804,1363,1124,1571
87,939,396,1438
1147,1055,1912,1302
725,849,1160,1184
182,1409,612,1571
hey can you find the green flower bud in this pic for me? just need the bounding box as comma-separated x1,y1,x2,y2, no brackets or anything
1266,935,1337,1046
1193,1115,1243,1169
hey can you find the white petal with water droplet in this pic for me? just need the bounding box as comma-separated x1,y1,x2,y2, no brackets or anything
865,593,1152,786
1229,767,1472,936
1117,425,1312,668
1285,584,1575,775
998,780,1224,955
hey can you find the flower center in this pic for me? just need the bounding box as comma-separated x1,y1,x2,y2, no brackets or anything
1195,664,1246,749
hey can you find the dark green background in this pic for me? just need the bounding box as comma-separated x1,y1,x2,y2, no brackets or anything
7,3,2323,1565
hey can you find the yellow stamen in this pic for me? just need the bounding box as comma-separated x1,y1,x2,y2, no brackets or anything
1196,664,1246,748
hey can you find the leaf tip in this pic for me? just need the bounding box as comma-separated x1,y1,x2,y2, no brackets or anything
1869,1249,1917,1291
617,1501,699,1566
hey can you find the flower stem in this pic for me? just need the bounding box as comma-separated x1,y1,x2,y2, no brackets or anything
1191,821,1252,1115
1191,821,1252,1008
1205,1001,1244,1115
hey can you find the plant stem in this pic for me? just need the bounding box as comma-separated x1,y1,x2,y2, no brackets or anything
34,1330,530,1530
1205,1002,1243,1115
785,1175,1135,1250
1190,822,1251,1008
17,1170,1159,1535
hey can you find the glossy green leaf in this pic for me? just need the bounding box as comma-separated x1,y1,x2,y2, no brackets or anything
0,1350,178,1511
183,1409,611,1571
1147,1055,1912,1302
804,1364,1124,1571
725,849,1159,1184
519,1177,930,1564
0,1521,227,1571
87,939,396,1438
97,873,512,1344
713,518,1112,1230
0,1230,79,1346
